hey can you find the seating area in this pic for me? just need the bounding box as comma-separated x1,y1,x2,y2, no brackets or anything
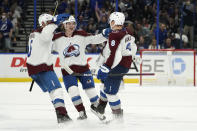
0,0,196,53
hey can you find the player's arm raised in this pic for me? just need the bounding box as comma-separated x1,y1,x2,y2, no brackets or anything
84,28,112,46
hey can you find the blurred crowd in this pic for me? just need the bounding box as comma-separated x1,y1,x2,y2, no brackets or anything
55,0,196,53
0,0,24,52
0,0,196,53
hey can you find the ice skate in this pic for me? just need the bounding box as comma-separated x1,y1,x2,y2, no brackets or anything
55,107,72,123
90,104,106,121
97,100,107,114
77,110,87,120
112,109,123,119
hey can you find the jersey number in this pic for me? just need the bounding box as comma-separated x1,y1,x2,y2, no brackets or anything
27,39,33,57
126,42,131,51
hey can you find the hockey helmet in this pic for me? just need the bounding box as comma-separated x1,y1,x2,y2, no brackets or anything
38,13,53,26
63,15,76,24
109,12,125,27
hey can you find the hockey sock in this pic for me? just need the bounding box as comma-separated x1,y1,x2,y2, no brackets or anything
85,88,99,107
106,94,121,111
68,86,85,112
49,88,65,108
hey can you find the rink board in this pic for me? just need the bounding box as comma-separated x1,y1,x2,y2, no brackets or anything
0,54,139,83
0,53,195,84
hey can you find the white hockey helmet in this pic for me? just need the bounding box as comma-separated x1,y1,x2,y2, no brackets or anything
109,12,125,27
63,15,76,24
38,13,53,26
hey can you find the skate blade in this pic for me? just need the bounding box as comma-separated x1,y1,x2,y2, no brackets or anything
90,108,106,121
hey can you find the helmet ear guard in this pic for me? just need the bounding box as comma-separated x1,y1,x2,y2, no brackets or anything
109,12,125,27
38,13,53,26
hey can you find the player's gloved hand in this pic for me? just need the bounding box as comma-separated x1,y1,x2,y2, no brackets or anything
53,13,70,25
97,64,110,81
132,56,142,65
102,28,112,38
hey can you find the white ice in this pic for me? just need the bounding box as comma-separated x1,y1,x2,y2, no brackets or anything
0,82,197,131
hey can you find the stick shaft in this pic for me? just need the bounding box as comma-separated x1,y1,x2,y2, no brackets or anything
73,73,155,77
53,0,59,16
29,80,34,92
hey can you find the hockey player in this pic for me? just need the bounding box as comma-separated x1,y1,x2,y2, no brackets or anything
26,13,72,123
95,12,137,119
52,15,110,120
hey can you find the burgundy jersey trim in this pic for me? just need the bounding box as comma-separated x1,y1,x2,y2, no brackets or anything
61,64,89,76
119,56,132,68
72,30,91,37
125,27,133,35
26,63,54,76
52,32,65,41
32,28,43,33
52,30,91,41
105,30,126,68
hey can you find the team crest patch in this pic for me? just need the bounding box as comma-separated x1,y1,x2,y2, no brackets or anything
111,40,115,46
63,43,80,58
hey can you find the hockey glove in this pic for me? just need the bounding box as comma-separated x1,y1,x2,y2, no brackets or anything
97,65,110,81
102,28,112,38
53,13,70,25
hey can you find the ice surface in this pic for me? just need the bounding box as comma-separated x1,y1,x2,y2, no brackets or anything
0,82,197,131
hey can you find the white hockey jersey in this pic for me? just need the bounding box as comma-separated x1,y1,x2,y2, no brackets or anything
52,30,107,75
26,23,58,76
103,28,136,69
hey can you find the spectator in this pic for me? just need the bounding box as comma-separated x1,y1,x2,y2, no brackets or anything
87,23,96,34
138,36,149,50
77,15,88,30
95,4,108,23
148,37,160,49
57,0,67,14
164,37,175,49
88,17,96,31
172,33,190,49
182,34,190,49
86,44,101,53
0,12,13,52
136,22,150,40
171,33,181,49
96,15,108,34
183,0,195,48
1,0,11,13
154,23,168,48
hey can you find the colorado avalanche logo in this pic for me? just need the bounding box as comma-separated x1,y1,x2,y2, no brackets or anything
63,43,80,58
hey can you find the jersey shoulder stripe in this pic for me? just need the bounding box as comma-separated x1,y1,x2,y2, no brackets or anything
32,28,43,33
73,30,91,37
52,32,65,41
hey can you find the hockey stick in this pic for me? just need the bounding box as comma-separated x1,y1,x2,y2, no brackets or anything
53,0,59,16
72,73,155,77
29,80,34,92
